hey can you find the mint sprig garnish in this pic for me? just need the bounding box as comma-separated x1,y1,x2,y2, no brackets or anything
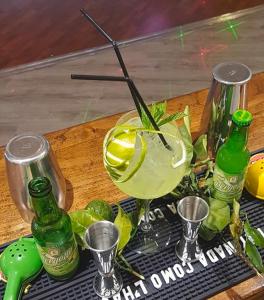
141,101,185,129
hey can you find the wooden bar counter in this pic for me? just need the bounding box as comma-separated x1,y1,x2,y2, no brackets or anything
1,72,264,299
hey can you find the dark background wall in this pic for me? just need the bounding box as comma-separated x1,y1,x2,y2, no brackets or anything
1,0,263,69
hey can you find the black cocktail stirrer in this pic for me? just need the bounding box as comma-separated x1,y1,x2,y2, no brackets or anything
71,9,170,149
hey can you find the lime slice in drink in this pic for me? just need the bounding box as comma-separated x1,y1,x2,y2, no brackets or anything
106,130,136,169
104,126,147,183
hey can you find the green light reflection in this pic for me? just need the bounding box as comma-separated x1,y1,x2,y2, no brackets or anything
219,20,242,40
175,26,193,48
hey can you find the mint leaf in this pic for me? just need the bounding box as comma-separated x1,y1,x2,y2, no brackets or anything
140,105,151,129
230,199,242,239
140,101,184,129
244,220,264,248
151,102,166,124
245,239,264,272
128,199,145,239
194,134,208,161
179,107,193,174
179,126,193,171
182,105,191,136
114,205,133,251
158,112,185,126
70,209,103,248
140,102,166,129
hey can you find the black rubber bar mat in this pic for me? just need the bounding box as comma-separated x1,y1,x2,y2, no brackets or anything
1,149,264,300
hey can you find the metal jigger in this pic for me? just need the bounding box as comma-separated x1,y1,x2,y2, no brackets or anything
85,221,123,298
176,196,209,262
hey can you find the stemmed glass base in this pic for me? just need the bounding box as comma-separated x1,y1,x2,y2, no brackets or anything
128,200,171,255
128,220,171,255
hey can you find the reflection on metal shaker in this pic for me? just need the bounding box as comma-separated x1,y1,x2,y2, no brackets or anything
202,62,252,157
4,133,66,223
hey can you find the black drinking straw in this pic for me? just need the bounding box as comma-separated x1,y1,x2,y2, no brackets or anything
71,74,170,149
79,9,142,118
72,9,170,149
71,74,127,82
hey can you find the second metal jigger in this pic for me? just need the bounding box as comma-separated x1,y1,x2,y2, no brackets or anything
85,221,123,298
176,196,209,262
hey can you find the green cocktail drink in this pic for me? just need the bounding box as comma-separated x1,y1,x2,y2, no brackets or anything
108,112,186,198
103,110,187,254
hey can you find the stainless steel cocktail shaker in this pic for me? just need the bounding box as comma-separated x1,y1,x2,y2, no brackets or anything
202,62,252,157
4,133,66,223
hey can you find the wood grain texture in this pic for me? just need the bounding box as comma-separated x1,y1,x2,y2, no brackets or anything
1,0,264,69
0,72,264,299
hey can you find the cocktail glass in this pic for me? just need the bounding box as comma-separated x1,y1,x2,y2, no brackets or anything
103,110,187,255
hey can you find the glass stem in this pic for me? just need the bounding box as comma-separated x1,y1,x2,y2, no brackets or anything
141,200,152,232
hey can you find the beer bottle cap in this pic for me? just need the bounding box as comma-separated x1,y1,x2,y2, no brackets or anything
232,109,253,126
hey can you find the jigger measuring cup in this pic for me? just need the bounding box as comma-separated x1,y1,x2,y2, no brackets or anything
4,133,66,223
85,221,123,298
176,196,209,262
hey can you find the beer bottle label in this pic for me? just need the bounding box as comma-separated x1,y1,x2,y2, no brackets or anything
37,236,79,277
213,165,245,203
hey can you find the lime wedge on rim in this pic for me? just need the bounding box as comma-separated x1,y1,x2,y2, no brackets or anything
104,126,147,183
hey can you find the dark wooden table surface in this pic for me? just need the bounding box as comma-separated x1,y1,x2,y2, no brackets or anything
1,72,264,299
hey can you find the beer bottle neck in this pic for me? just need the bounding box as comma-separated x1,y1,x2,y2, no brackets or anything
31,192,61,224
226,123,249,150
28,177,61,225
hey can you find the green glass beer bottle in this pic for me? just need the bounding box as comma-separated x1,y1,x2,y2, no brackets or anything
28,176,79,280
213,109,253,203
